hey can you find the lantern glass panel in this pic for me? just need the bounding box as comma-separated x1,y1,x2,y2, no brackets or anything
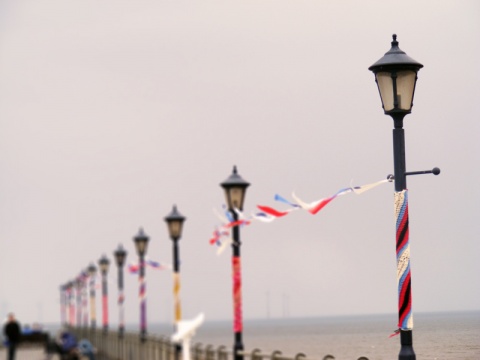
168,220,182,239
135,240,148,256
226,186,245,210
376,72,394,111
115,253,126,266
396,70,417,110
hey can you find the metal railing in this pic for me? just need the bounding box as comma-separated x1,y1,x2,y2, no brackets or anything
70,327,369,360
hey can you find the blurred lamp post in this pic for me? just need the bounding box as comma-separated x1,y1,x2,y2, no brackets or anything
98,255,111,334
81,270,89,327
220,166,250,360
134,228,150,341
60,284,66,326
66,281,75,326
87,263,97,329
369,34,439,360
114,244,127,338
75,276,82,327
165,205,186,360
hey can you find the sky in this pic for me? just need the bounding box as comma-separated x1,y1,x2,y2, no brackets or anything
1,0,479,330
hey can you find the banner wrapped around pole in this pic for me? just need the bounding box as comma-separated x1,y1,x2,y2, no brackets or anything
139,258,147,338
173,272,182,323
232,256,243,333
394,190,413,331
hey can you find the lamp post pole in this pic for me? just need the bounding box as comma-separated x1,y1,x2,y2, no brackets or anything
75,277,82,328
220,166,250,360
98,255,111,334
165,205,186,360
114,244,127,338
67,281,75,327
81,271,89,328
134,228,150,342
369,34,440,360
60,284,66,326
87,263,97,329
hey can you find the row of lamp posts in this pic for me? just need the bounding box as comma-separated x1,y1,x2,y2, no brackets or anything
58,167,248,360
58,35,439,360
58,205,188,356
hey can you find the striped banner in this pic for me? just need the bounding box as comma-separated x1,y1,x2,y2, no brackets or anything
89,275,96,327
102,293,108,328
118,289,125,329
173,272,182,323
82,281,88,326
68,288,75,326
139,269,147,333
232,256,243,333
394,190,413,330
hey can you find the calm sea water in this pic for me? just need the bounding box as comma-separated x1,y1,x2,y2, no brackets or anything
145,311,480,360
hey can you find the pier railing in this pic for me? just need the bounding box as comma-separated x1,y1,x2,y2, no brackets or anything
69,327,347,360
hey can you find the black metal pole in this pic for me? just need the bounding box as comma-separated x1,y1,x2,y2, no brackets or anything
392,114,416,360
173,239,181,360
60,286,66,326
393,127,407,191
89,275,96,329
76,280,82,328
231,211,244,360
118,265,125,338
139,253,147,341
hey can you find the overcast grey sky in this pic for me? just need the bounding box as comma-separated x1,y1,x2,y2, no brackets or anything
1,0,479,329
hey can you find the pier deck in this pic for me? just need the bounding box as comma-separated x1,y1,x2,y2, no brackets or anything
0,346,54,360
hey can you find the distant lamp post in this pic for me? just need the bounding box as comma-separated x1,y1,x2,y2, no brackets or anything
87,263,97,329
220,166,250,360
134,228,150,341
66,281,75,327
369,34,440,360
114,244,127,338
98,255,111,333
60,284,66,326
75,276,82,327
81,270,89,327
165,205,186,360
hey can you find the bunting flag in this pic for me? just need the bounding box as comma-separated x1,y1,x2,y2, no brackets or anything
128,260,171,274
210,177,392,254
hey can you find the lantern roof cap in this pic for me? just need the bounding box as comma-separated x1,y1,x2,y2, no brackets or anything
164,205,186,222
220,166,250,188
369,34,423,72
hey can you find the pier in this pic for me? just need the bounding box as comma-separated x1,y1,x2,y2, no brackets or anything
0,327,355,360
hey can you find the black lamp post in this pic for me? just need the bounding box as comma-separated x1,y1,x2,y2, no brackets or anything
81,270,89,327
60,284,66,326
165,205,186,360
134,228,150,341
369,34,440,360
66,281,74,327
75,276,82,328
220,166,250,360
114,244,127,338
87,263,97,329
98,255,110,334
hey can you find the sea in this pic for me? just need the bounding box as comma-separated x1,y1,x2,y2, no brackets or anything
39,311,479,360
144,311,479,360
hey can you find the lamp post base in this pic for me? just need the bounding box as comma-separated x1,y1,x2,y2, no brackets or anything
234,342,244,360
399,330,416,360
